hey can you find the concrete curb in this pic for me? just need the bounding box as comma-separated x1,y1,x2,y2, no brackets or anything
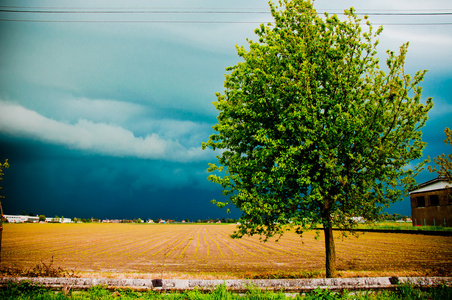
0,276,451,292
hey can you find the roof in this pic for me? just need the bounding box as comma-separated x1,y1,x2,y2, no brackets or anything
409,177,451,194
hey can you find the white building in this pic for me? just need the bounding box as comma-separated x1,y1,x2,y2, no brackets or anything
4,215,39,223
45,217,72,223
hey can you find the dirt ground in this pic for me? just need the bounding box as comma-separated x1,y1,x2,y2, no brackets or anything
1,223,451,279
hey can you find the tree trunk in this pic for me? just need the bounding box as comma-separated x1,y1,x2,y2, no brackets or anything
0,202,3,263
324,223,337,278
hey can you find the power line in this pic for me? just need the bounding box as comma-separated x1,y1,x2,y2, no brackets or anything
0,6,451,25
0,19,451,26
1,8,452,16
0,6,269,10
0,19,267,24
0,5,451,11
0,9,270,14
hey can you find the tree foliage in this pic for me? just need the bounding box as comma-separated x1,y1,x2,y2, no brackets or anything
0,159,9,201
0,159,9,263
202,0,432,277
428,128,452,183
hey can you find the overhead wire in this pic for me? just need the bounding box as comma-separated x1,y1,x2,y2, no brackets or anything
0,5,451,12
0,6,451,25
1,7,452,15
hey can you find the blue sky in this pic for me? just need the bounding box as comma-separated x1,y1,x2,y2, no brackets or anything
0,0,451,220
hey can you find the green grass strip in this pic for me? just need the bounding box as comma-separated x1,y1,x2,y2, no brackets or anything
1,281,451,300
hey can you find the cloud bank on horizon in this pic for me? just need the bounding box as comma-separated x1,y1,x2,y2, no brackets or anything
0,0,451,219
0,101,209,162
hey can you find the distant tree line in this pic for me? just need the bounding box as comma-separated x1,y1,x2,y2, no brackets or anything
195,218,236,224
3,214,237,224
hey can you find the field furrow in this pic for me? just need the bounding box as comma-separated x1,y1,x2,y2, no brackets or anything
205,228,224,257
1,223,450,278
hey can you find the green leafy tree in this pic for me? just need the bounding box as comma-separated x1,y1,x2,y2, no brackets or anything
428,128,452,183
202,0,433,277
0,159,9,202
39,215,46,222
0,159,9,263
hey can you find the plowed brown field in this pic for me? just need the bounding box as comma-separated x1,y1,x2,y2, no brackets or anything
1,223,451,278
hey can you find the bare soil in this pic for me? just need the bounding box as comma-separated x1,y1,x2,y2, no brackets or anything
1,223,450,279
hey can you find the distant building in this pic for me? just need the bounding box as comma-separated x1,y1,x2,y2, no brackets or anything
349,216,365,223
409,177,451,227
45,217,73,223
102,219,120,223
4,215,39,223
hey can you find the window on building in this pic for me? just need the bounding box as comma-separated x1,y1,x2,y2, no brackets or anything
429,195,439,206
417,196,425,207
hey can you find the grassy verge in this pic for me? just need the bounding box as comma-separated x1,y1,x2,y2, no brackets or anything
1,282,451,300
355,221,452,232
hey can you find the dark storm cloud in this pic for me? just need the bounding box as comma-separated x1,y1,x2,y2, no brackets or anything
0,0,451,219
0,136,238,220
